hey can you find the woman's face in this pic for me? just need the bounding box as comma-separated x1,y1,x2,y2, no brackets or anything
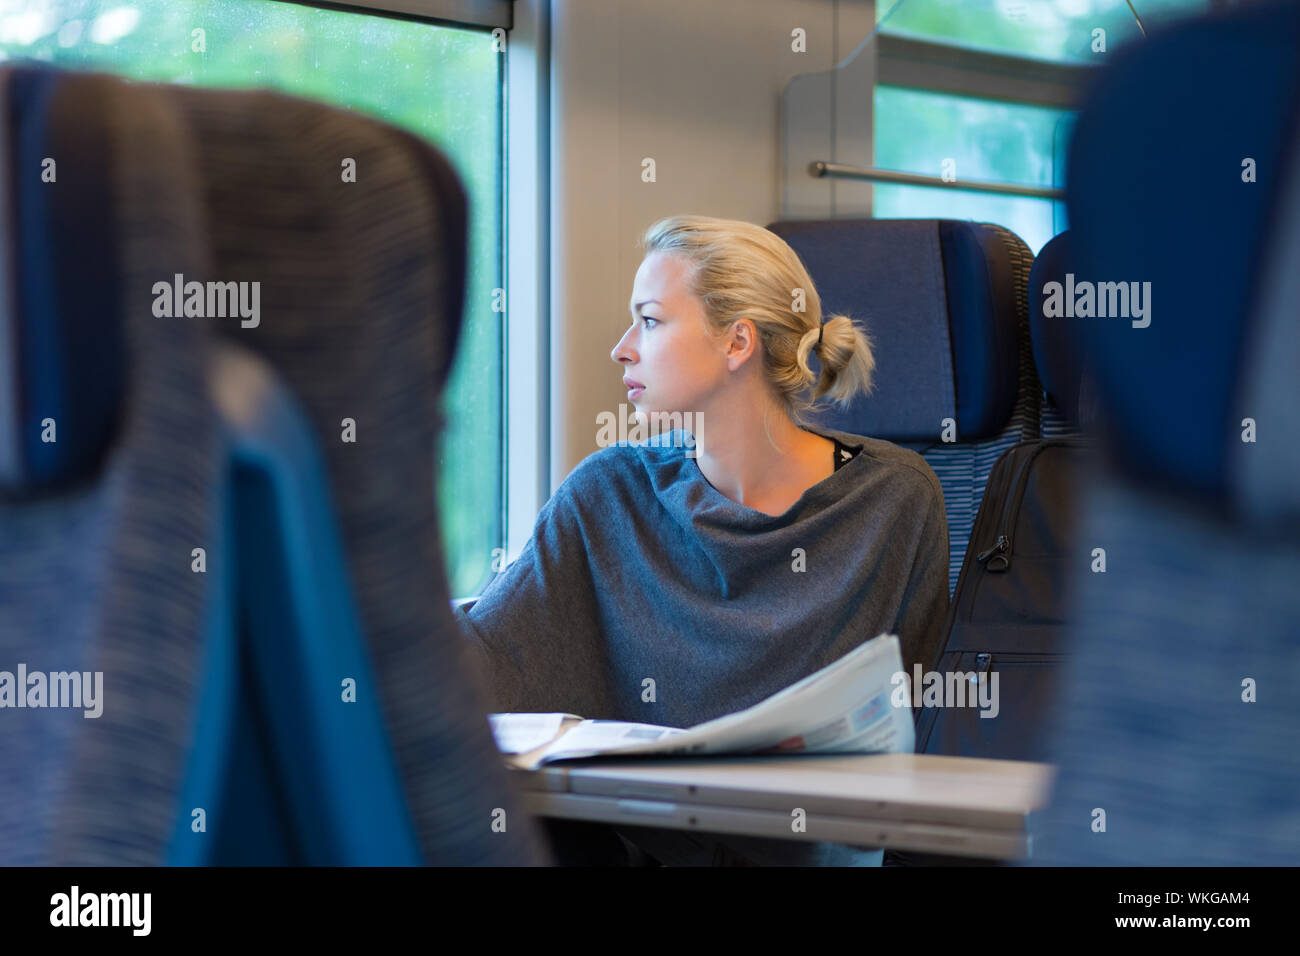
610,251,735,418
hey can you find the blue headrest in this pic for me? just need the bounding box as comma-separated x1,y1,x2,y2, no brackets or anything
767,218,1024,442
0,66,126,496
1064,0,1300,503
1027,231,1085,427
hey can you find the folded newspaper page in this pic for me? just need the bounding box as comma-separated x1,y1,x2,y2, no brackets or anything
490,632,913,770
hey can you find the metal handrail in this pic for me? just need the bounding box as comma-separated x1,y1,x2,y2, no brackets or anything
810,161,1065,201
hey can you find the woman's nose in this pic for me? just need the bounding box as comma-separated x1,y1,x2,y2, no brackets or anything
611,328,635,364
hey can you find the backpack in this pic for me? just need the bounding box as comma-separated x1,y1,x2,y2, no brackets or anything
886,437,1092,866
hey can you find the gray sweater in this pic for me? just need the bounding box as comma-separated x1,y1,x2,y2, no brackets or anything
456,426,950,730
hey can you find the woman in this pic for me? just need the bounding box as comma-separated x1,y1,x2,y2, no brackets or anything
457,215,950,864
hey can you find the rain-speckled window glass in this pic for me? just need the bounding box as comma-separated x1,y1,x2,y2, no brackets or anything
873,86,1075,254
878,0,1212,63
0,0,504,598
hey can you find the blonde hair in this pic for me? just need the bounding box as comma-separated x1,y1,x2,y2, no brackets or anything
637,214,875,427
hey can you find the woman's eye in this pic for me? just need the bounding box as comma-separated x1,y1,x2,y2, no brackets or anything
642,316,658,329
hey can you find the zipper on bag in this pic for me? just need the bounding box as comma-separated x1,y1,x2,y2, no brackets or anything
975,440,1074,573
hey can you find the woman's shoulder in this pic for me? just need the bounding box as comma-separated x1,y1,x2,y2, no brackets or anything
557,434,687,497
823,428,944,506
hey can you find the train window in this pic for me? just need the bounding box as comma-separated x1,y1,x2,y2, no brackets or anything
0,0,505,598
863,0,1209,253
879,0,1213,63
873,86,1073,254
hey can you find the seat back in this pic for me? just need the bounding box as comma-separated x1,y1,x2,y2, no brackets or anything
0,65,223,864
0,65,548,865
172,342,424,864
159,81,547,864
910,226,1100,768
1031,0,1300,864
1027,230,1089,440
767,218,1041,596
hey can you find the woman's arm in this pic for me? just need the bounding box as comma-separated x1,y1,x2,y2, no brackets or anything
892,484,952,688
453,482,611,718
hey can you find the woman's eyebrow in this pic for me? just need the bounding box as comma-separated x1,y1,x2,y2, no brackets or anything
630,298,661,315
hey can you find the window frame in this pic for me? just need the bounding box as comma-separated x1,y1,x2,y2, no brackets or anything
272,0,512,30
875,33,1086,110
874,0,1235,105
504,0,551,567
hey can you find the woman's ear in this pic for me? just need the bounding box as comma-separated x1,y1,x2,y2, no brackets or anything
725,317,759,371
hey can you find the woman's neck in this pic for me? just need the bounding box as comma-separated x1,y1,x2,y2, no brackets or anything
691,399,835,515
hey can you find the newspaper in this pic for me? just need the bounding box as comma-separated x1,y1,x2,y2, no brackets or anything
490,632,913,770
